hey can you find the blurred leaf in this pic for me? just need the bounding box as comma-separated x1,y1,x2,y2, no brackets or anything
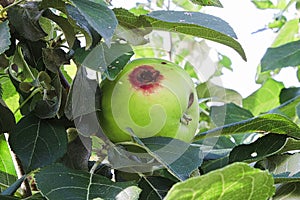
1,175,25,196
113,8,152,45
190,0,223,7
229,133,287,163
243,79,284,116
0,134,16,176
165,162,275,200
0,171,17,194
42,48,69,73
138,176,176,200
81,42,133,73
0,21,11,55
65,4,101,49
195,113,300,141
70,0,117,46
273,182,300,200
261,40,300,72
9,114,67,173
7,3,47,41
197,81,243,105
146,11,246,60
251,0,275,9
0,99,15,134
42,9,76,48
135,137,203,181
210,103,253,127
271,19,299,47
35,163,141,200
172,0,201,11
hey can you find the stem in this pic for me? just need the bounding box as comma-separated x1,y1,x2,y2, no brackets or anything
17,46,35,81
90,160,101,174
14,87,42,114
0,0,24,16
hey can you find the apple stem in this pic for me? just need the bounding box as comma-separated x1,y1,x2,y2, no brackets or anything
180,113,192,125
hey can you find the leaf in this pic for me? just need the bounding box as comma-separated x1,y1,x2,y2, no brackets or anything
135,137,203,181
81,42,133,74
273,182,300,200
0,134,16,176
7,3,47,41
271,19,299,48
190,0,223,7
35,163,141,200
0,21,11,55
0,171,17,194
210,103,254,127
8,114,67,173
138,176,176,200
42,48,69,73
194,113,300,141
1,175,25,196
258,153,300,184
251,0,275,9
165,162,275,200
146,11,246,61
65,4,101,49
0,99,16,134
229,133,288,163
261,40,300,72
70,0,118,46
197,81,243,105
42,9,76,48
243,79,284,116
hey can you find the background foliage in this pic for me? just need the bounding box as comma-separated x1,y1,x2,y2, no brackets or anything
1,0,300,199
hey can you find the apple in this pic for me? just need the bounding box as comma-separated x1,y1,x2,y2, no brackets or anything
98,58,199,143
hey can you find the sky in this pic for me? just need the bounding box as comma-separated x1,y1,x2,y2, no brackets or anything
111,0,300,97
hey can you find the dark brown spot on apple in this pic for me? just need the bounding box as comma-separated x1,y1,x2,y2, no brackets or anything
188,93,194,108
161,62,167,64
129,65,163,93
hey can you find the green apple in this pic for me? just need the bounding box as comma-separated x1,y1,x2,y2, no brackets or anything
98,58,199,143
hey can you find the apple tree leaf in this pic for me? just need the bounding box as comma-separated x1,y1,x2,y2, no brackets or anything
35,163,141,200
146,10,246,61
135,137,203,181
189,0,223,7
0,21,11,55
8,114,67,173
164,162,275,200
194,113,300,141
0,99,15,134
0,134,16,176
261,40,300,72
243,78,284,116
70,0,117,46
273,182,300,200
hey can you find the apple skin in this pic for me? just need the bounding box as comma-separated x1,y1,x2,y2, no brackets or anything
98,58,199,143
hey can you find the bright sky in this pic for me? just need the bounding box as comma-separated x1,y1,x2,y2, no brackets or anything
111,0,300,97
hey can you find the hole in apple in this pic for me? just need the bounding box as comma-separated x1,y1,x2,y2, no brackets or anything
161,62,167,64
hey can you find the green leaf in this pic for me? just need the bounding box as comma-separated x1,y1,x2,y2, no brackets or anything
1,175,25,196
9,114,67,173
137,137,203,181
0,21,11,55
190,0,223,7
273,182,300,200
210,103,254,127
0,134,16,176
42,9,76,48
146,11,246,61
197,81,243,105
243,79,284,116
0,171,17,194
70,0,118,46
81,42,133,74
0,99,16,134
138,176,176,200
165,162,275,200
194,113,300,141
251,0,275,9
261,40,300,72
229,133,287,163
7,3,47,41
271,19,299,48
35,163,141,200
